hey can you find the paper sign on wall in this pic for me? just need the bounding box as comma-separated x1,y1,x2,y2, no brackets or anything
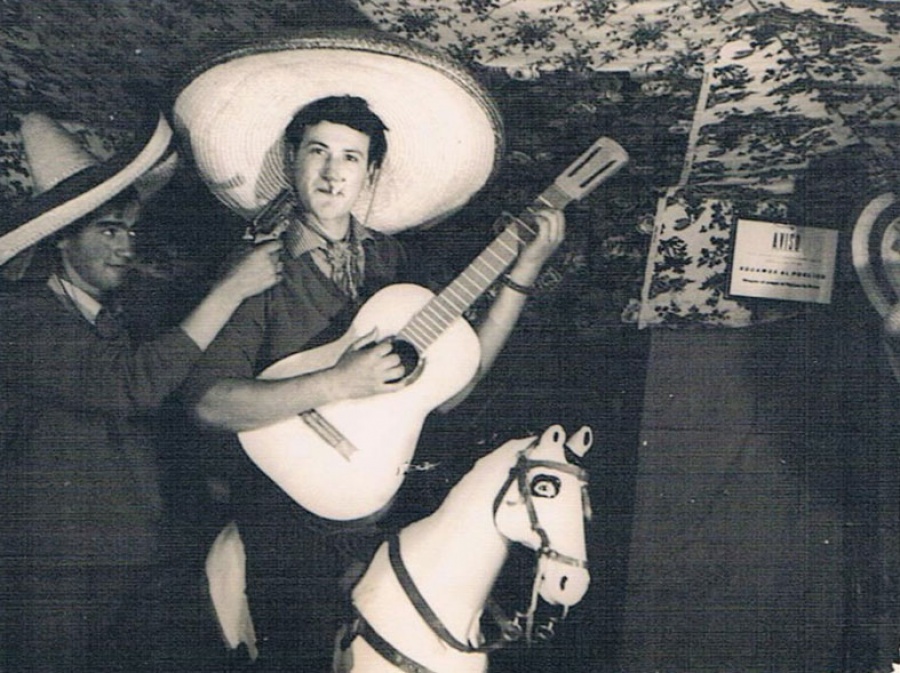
729,219,838,304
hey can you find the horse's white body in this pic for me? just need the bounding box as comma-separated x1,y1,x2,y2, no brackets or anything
339,424,592,673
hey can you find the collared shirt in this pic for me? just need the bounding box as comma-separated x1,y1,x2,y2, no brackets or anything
282,210,373,301
47,273,103,325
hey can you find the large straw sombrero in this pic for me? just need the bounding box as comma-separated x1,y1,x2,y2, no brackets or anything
0,109,177,269
851,192,900,317
172,29,504,234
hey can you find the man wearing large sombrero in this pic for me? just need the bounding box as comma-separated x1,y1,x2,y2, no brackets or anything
0,109,282,671
175,30,566,670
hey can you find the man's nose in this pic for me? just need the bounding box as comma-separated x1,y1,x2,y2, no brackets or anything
115,233,136,258
322,157,342,181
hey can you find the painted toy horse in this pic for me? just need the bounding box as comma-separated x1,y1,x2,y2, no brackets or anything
334,424,593,673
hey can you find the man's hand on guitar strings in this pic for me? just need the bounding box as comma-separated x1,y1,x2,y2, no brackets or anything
328,330,409,399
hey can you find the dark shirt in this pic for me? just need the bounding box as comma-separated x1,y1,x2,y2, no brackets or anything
185,226,409,391
183,224,414,498
0,281,201,565
181,225,414,668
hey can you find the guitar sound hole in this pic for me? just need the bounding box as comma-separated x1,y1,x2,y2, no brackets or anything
389,338,420,383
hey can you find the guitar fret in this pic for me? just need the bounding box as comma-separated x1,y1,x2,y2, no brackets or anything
419,302,442,325
403,321,428,343
503,212,537,243
416,311,444,337
439,290,467,314
430,303,455,328
467,264,494,286
400,323,430,349
482,247,509,269
455,271,480,291
430,298,456,324
472,256,504,280
495,233,522,258
443,284,471,308
399,328,427,353
450,277,478,302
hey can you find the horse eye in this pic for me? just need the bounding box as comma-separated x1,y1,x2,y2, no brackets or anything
530,474,560,498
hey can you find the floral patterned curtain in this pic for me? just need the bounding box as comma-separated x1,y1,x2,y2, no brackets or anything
353,0,900,328
2,0,899,329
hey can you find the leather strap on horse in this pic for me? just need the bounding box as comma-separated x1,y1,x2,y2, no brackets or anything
348,612,443,673
387,533,518,654
492,451,590,571
367,445,590,663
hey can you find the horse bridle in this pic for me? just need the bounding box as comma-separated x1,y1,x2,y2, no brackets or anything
342,442,591,673
491,444,591,643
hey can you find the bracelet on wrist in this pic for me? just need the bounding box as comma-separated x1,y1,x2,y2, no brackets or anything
499,273,536,296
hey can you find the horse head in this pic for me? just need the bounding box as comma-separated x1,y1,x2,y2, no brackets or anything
340,424,593,672
492,424,592,620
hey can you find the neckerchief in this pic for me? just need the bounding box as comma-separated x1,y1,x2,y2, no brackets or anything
283,208,371,301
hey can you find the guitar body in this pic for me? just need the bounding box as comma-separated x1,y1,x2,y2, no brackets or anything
237,284,482,521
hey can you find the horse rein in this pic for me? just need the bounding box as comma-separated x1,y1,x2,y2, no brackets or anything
341,443,590,672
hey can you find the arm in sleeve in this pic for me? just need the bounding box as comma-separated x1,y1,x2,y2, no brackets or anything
11,313,202,415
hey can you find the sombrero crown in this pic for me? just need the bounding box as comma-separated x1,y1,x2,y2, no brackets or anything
172,29,504,233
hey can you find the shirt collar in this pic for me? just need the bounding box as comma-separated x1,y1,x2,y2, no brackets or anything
283,210,373,260
47,273,103,325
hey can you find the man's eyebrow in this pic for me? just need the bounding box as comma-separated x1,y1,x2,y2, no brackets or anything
303,139,365,156
91,218,132,228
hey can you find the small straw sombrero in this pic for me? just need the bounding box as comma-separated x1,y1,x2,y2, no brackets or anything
172,29,504,234
851,191,900,317
0,109,178,268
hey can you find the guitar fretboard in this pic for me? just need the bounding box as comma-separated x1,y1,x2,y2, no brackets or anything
395,135,628,354
397,184,572,353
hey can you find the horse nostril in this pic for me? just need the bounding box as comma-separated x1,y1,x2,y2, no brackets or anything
560,576,568,591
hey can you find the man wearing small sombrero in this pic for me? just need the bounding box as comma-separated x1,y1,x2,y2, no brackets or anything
174,31,567,670
0,109,282,671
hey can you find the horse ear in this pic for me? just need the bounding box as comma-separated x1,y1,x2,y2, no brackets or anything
565,426,593,458
538,424,567,450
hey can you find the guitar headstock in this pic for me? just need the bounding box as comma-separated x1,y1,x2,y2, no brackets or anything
551,137,629,205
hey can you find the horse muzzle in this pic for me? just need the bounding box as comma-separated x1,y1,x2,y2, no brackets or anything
536,554,590,606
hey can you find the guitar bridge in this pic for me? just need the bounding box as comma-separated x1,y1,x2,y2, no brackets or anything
300,410,358,461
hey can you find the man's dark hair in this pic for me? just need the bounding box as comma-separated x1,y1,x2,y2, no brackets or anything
55,186,141,241
285,95,389,170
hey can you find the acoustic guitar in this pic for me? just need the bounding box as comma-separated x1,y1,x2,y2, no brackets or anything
237,136,629,520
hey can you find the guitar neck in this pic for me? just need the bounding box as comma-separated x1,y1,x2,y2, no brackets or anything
397,186,572,353
397,136,628,353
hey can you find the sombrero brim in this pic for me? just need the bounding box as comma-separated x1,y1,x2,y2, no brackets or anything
172,30,504,234
0,111,176,266
850,192,900,317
